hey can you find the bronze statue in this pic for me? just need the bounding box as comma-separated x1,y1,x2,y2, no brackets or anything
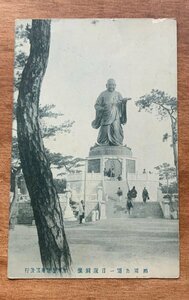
92,79,130,146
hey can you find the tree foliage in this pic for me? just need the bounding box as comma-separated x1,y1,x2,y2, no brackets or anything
155,163,176,181
160,181,178,195
136,89,177,120
155,163,177,195
11,103,76,179
136,89,178,172
46,150,85,174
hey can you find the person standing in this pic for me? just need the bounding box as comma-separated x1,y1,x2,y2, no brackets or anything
142,187,149,203
111,167,115,179
117,174,122,181
107,168,111,178
104,167,107,177
78,200,85,224
117,187,123,202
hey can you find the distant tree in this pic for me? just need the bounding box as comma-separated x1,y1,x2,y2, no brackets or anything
136,89,178,176
155,163,177,195
16,20,71,273
160,181,178,195
46,151,85,175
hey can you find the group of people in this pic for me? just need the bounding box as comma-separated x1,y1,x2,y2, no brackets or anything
77,186,150,223
143,169,153,174
104,167,122,181
116,186,150,214
104,167,115,178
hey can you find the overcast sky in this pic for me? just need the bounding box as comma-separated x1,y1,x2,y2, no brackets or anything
17,18,177,172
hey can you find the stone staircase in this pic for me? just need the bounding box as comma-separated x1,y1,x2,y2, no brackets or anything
106,198,164,219
106,197,127,218
131,202,164,218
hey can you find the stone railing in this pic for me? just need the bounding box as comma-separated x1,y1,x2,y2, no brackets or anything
86,173,103,181
127,172,158,181
66,173,84,181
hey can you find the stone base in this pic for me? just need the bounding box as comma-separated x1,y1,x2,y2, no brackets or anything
65,144,159,222
89,145,132,157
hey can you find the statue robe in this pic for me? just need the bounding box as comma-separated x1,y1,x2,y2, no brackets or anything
92,90,127,146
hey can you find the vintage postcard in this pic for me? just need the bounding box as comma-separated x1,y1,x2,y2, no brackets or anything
8,18,179,278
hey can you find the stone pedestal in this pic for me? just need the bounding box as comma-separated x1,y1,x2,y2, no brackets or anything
66,145,159,222
84,145,137,220
87,145,136,181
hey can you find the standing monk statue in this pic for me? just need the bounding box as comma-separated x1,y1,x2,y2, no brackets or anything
92,79,130,146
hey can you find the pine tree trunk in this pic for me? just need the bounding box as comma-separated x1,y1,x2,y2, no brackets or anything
16,20,71,273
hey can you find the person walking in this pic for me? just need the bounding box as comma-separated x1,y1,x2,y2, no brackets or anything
142,187,150,204
126,190,133,215
130,186,137,200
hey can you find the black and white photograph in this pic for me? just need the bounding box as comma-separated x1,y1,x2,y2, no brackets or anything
8,18,179,278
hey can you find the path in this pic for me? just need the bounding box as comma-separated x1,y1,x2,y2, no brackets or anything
8,217,179,278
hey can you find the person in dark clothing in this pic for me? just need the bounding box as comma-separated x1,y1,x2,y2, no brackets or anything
111,167,115,178
126,190,133,214
107,168,111,177
117,174,122,181
79,200,85,224
117,187,123,201
130,186,137,199
142,187,149,203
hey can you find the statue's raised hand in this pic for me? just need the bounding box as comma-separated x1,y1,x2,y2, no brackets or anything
122,98,131,103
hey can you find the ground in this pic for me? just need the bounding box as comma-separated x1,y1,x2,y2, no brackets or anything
8,216,179,278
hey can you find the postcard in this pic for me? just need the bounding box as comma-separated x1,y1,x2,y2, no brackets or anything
8,18,179,278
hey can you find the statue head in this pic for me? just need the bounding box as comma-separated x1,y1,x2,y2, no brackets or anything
106,78,116,92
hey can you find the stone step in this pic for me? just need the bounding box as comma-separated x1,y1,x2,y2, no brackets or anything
130,201,164,218
106,198,128,219
106,198,164,219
